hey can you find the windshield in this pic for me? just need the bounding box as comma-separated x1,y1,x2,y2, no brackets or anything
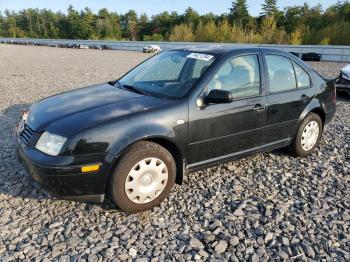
119,51,216,98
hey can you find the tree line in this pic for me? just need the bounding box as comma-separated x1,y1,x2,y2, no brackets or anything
1,0,350,45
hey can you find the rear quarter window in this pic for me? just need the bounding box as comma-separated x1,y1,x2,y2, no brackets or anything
292,62,311,88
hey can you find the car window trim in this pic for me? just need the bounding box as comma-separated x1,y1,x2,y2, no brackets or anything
291,59,299,89
203,53,263,101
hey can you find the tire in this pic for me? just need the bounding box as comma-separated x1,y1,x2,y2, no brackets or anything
290,113,323,157
110,141,176,213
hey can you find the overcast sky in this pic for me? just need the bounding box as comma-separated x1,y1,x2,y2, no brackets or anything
0,0,337,16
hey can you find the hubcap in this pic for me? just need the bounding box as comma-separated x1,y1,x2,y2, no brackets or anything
301,121,320,151
125,158,168,204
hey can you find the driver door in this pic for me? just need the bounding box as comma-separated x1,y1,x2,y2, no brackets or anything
187,53,268,166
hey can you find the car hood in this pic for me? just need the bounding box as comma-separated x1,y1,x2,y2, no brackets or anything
27,83,171,135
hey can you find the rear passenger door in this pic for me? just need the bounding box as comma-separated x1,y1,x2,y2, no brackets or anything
263,53,315,144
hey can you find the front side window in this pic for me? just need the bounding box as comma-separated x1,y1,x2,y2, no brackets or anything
119,51,215,98
293,62,311,88
265,55,297,93
207,55,261,99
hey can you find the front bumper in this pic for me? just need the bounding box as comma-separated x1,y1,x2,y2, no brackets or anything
16,139,114,203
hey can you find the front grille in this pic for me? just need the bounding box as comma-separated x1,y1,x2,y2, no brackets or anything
20,124,35,145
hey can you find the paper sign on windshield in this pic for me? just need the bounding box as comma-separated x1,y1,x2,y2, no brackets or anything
187,53,214,61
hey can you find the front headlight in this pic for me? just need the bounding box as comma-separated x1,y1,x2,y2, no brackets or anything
35,132,67,156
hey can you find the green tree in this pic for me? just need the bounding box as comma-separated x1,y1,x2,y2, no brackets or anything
150,11,175,38
4,10,18,37
182,7,200,27
0,12,4,36
138,13,150,40
261,0,278,17
64,5,81,39
120,10,138,40
290,28,303,45
80,7,95,39
1,2,350,45
96,8,121,39
169,24,194,41
229,0,250,25
195,20,217,42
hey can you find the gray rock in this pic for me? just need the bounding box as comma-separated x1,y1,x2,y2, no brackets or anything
128,248,137,257
49,221,64,229
278,250,289,260
52,243,67,257
301,242,316,258
189,238,205,250
215,240,228,254
281,237,290,246
264,232,274,244
230,236,240,247
198,249,209,258
250,253,259,262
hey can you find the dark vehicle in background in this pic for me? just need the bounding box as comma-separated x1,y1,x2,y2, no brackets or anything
302,52,322,61
289,52,300,58
16,47,336,213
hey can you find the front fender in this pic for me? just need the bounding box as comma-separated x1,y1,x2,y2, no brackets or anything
105,100,189,158
108,122,185,157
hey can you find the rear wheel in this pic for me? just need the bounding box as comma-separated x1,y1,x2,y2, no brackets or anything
290,113,323,157
110,141,176,213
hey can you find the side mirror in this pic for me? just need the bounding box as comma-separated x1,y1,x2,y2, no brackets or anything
206,89,233,104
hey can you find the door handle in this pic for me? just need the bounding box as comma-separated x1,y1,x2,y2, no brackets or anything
253,104,266,112
300,94,310,103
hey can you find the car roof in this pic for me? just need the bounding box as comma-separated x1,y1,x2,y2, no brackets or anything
172,45,289,56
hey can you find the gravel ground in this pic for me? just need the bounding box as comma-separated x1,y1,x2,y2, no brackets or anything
0,44,349,261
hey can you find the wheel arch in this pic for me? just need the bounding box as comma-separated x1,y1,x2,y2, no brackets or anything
309,107,326,127
298,99,326,127
146,137,185,185
293,100,326,143
106,136,185,194
290,105,325,157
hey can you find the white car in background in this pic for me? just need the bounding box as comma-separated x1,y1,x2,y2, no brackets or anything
335,64,350,95
143,44,161,53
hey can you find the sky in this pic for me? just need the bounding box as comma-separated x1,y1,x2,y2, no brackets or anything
0,0,338,16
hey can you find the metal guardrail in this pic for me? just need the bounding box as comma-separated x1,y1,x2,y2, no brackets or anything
1,37,350,62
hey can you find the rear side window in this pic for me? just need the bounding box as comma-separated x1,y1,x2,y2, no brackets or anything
292,62,311,88
265,55,297,93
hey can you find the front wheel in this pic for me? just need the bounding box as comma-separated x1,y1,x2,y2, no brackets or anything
290,113,323,157
110,141,176,213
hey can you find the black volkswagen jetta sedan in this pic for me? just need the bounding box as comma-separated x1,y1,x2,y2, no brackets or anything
16,47,336,213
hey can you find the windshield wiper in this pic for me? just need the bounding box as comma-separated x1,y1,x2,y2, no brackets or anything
121,84,149,96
